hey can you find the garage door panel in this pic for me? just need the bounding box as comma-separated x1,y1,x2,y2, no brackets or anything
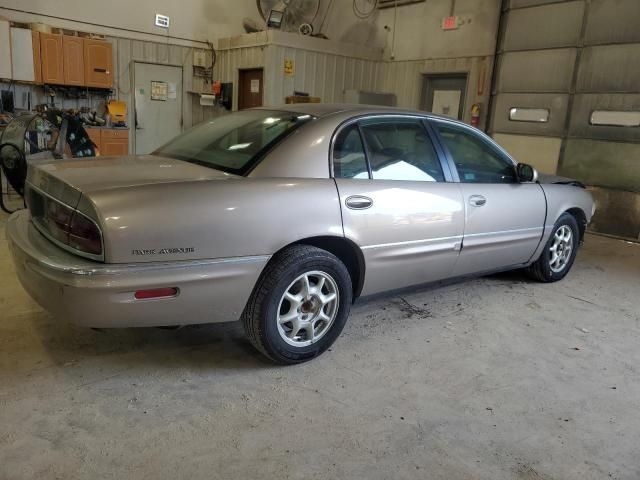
502,2,585,52
585,0,640,45
569,94,640,142
493,133,562,174
559,139,640,193
491,93,568,136
497,49,577,93
508,0,565,8
588,186,640,239
577,45,640,93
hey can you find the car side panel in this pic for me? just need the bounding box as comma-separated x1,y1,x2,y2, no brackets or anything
87,178,343,263
336,179,465,295
453,183,547,275
528,184,595,263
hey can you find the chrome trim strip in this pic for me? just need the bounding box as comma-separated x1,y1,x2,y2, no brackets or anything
362,235,463,250
464,226,544,238
69,255,271,276
26,182,105,262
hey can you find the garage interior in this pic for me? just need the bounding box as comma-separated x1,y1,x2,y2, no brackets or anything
1,0,639,478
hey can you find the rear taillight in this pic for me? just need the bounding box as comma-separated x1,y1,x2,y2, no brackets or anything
30,189,103,259
68,211,102,255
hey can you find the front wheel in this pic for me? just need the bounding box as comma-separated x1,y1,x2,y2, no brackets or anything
526,213,580,282
242,245,352,364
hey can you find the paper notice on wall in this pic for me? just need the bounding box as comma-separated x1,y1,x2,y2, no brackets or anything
250,79,260,94
168,82,177,100
151,81,168,101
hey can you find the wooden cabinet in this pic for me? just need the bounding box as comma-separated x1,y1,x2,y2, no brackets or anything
85,128,129,156
40,33,64,85
62,36,84,86
32,31,42,84
85,128,102,150
101,129,128,156
83,39,113,89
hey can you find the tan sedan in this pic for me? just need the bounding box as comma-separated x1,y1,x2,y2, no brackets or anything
7,104,594,363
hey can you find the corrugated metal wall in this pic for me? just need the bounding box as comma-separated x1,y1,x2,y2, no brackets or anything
108,36,220,152
490,0,640,239
264,45,384,105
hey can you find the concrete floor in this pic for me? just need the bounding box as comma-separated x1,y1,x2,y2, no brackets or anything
1,212,639,480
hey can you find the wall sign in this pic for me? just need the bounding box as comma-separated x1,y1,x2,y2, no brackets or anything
250,79,260,94
284,59,294,76
151,81,168,101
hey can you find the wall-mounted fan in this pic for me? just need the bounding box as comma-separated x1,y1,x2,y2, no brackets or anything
258,0,321,34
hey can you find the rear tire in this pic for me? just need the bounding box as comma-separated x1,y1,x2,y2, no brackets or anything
526,212,580,282
242,245,352,364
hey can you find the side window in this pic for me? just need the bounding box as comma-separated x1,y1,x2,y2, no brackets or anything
359,118,445,182
332,124,369,179
435,123,517,183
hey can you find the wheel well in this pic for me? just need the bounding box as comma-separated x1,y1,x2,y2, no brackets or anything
566,207,587,243
287,236,365,300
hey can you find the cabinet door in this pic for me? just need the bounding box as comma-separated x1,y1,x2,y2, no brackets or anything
0,20,11,79
32,31,42,84
85,128,102,154
62,36,84,86
101,130,129,156
10,28,35,82
40,33,64,85
101,138,128,156
84,39,113,88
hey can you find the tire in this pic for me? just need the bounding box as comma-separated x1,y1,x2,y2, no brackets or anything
526,212,580,282
242,245,353,364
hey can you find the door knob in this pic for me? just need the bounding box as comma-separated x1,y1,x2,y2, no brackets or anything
345,195,373,210
469,195,486,207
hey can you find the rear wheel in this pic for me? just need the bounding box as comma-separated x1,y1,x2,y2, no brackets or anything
242,245,352,364
526,213,579,282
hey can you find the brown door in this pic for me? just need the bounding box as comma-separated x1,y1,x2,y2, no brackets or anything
32,31,42,84
84,39,113,88
62,36,85,86
40,33,64,85
238,68,263,110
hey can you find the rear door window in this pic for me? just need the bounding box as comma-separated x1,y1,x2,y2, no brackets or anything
359,118,445,182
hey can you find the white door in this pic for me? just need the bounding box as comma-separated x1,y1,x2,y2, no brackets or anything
133,63,183,154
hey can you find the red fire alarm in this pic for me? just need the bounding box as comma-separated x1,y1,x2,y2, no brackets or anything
442,16,459,30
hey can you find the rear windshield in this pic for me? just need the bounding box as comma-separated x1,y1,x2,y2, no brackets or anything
154,110,314,175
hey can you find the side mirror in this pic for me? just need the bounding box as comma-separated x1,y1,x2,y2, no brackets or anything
517,163,538,183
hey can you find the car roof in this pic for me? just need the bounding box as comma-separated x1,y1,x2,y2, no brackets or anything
255,103,457,123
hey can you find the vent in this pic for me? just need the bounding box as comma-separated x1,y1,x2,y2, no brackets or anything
378,0,425,9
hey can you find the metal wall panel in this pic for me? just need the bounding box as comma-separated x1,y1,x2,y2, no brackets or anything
569,93,640,142
492,93,569,136
560,138,640,192
587,187,640,239
492,133,563,174
509,0,568,7
577,44,640,93
496,49,577,92
266,45,383,106
502,1,584,51
585,0,640,45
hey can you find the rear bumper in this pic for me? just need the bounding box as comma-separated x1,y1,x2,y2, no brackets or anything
6,210,269,328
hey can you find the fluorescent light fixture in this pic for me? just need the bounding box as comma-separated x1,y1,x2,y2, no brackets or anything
228,143,252,150
509,108,549,123
590,110,640,127
267,8,285,28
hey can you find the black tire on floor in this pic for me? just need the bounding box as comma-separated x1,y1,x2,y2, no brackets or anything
242,244,353,364
526,212,580,283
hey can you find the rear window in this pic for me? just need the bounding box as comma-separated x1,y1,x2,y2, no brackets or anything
154,110,314,175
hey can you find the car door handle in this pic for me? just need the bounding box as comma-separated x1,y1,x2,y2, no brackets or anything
345,195,373,210
469,195,486,207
